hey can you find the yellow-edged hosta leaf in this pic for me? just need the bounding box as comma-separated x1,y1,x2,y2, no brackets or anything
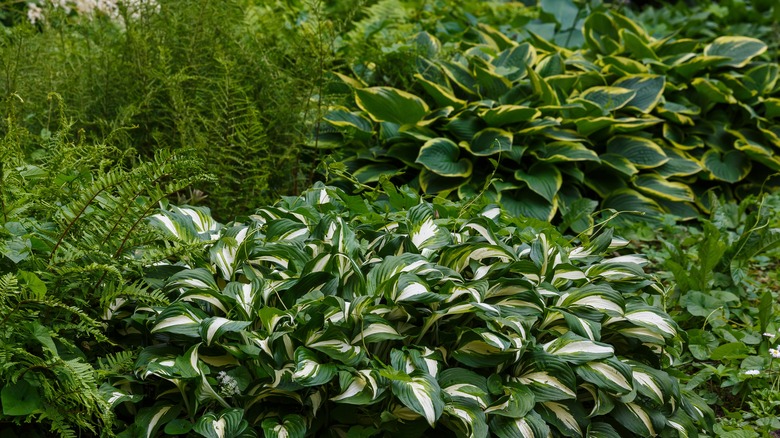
704,36,767,68
355,87,429,125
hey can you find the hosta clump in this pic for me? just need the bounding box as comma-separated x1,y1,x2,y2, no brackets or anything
320,10,780,228
121,183,713,437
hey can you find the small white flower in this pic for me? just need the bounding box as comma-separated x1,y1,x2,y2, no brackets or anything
744,369,761,376
770,348,780,359
764,332,775,338
27,3,44,24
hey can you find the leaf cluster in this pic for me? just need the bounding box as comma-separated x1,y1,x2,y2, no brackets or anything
322,9,780,228
117,182,714,437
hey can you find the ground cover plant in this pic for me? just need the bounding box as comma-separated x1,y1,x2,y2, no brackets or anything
321,8,780,228
2,0,780,436
113,182,712,437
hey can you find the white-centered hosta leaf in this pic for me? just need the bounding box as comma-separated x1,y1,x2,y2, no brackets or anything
576,357,634,395
388,370,445,427
151,303,205,337
199,317,250,346
193,409,248,438
542,333,614,364
260,414,307,438
292,347,337,387
624,305,678,338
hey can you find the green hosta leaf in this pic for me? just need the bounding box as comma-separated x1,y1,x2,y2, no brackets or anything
527,67,559,105
193,409,249,438
613,75,665,113
583,12,621,55
703,36,767,68
576,357,634,395
602,188,663,215
474,62,511,98
292,347,337,387
691,77,736,104
323,108,374,136
606,136,668,169
388,370,445,427
466,128,513,156
501,190,557,222
579,86,636,112
416,138,473,177
1,379,43,416
418,169,470,194
632,173,694,202
620,29,658,61
493,43,537,81
414,74,466,109
514,163,562,203
543,332,614,364
481,105,540,127
440,61,479,96
701,150,751,183
261,414,307,438
656,148,702,178
491,412,551,438
599,154,638,177
355,87,429,125
533,141,600,163
199,317,251,346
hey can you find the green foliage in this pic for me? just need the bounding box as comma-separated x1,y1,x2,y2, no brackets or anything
619,191,780,435
0,0,341,219
0,115,209,435
119,182,713,437
322,8,780,228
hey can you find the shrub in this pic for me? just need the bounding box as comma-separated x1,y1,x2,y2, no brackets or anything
321,9,780,229
0,117,208,436
117,182,713,437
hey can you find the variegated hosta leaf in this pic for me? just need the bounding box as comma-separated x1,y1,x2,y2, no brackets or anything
199,316,251,346
484,383,535,418
555,284,625,317
351,315,405,344
221,280,263,320
575,357,634,396
149,209,201,242
292,347,337,387
512,355,577,402
386,369,445,427
167,268,220,293
627,361,676,407
612,402,664,437
133,404,180,438
439,243,516,273
261,414,307,438
330,369,385,405
536,400,587,438
490,411,551,438
452,329,520,368
193,409,249,438
542,333,614,364
151,302,207,337
623,304,679,339
443,400,489,438
210,226,251,280
99,383,142,409
439,368,491,410
392,272,443,303
408,203,451,250
306,327,366,366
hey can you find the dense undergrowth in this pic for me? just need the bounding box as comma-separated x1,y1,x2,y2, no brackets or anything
2,0,780,436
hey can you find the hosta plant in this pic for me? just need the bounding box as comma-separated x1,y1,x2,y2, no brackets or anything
320,9,779,228
117,182,713,437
